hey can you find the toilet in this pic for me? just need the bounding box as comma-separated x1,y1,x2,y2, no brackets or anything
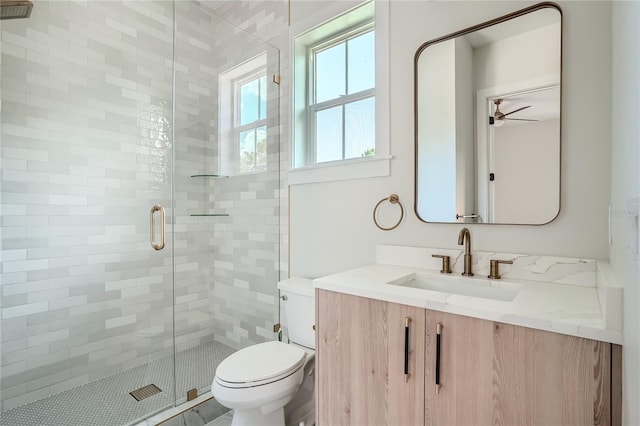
211,278,315,426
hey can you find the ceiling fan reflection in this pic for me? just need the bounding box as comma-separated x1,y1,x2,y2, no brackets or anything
490,98,539,126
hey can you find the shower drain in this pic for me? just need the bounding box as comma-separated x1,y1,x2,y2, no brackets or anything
130,384,162,401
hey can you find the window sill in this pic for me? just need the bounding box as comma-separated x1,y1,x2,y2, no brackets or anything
288,155,392,185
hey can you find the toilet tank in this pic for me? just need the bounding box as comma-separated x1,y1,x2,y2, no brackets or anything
277,278,315,349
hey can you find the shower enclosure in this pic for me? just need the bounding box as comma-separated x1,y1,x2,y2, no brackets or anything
0,1,281,425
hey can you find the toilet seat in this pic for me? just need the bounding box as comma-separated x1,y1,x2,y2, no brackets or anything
215,341,306,389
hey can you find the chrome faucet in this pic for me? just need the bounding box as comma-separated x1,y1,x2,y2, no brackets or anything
457,227,473,276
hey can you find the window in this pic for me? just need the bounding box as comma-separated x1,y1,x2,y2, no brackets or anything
292,1,386,174
290,0,390,184
237,74,267,173
310,28,375,163
219,54,268,176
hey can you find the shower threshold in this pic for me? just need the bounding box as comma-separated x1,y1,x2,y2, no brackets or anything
136,392,232,426
1,341,234,426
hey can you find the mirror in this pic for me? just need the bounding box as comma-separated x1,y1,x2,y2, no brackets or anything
414,3,562,224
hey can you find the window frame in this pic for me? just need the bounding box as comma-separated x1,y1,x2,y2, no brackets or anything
218,53,269,177
307,24,375,164
234,71,268,174
289,0,390,185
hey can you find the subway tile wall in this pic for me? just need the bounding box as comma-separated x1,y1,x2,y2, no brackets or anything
205,1,291,327
172,1,282,353
193,0,290,348
0,0,283,412
1,1,176,411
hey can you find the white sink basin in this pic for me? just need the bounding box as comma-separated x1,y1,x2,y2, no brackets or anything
388,272,521,302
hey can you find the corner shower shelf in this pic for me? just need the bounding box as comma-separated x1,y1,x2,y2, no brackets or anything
190,174,228,178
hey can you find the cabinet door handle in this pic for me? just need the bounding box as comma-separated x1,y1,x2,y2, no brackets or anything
404,317,411,383
150,204,166,250
435,322,442,393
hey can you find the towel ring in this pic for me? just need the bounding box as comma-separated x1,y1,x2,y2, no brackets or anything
373,194,404,231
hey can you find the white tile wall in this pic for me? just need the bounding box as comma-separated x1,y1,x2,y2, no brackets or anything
172,1,282,354
204,0,290,287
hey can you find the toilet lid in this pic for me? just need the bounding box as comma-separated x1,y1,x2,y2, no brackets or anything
215,341,306,387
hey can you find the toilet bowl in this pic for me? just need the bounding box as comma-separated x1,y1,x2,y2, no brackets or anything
211,278,315,426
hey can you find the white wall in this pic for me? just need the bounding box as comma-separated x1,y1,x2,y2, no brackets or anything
416,37,474,222
610,2,640,424
454,37,475,219
417,39,457,221
290,1,612,279
473,21,561,91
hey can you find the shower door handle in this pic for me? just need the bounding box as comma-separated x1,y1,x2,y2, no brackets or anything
150,204,166,250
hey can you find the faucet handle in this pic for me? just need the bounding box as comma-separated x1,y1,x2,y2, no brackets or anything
488,259,513,280
432,254,452,274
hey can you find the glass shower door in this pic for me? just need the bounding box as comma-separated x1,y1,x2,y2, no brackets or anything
1,0,282,423
171,0,281,409
0,1,177,424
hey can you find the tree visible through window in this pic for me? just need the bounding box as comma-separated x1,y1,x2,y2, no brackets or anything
237,75,267,173
219,53,271,176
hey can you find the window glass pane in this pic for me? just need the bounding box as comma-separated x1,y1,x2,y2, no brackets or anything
347,30,375,94
259,75,267,120
345,97,375,159
316,106,343,163
240,78,260,125
315,42,346,103
239,129,256,173
255,125,267,171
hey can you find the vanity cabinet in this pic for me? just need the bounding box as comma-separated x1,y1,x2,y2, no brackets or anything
316,289,621,426
316,290,425,426
426,311,617,425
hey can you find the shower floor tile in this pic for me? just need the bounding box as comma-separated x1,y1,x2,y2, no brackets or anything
0,341,235,426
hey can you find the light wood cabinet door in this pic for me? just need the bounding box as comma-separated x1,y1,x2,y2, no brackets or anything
316,290,426,426
425,310,495,424
426,311,612,426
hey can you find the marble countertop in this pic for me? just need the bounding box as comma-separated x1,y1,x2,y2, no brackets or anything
313,263,622,344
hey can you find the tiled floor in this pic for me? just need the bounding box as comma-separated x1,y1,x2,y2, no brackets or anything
0,341,235,426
